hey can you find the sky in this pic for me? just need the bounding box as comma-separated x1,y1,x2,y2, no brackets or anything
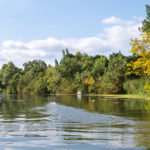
0,0,149,67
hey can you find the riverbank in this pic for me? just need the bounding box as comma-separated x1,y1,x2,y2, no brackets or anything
1,93,149,100
45,93,150,100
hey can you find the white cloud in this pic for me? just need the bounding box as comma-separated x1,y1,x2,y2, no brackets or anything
102,16,122,24
0,16,141,67
102,16,135,26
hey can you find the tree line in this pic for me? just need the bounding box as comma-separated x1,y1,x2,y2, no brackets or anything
0,50,145,95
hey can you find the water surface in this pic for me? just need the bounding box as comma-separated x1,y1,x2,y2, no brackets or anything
0,95,150,149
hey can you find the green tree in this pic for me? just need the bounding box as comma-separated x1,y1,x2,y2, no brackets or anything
106,52,127,93
0,62,21,90
140,5,150,33
44,66,61,94
80,55,94,72
35,79,48,94
17,75,26,93
8,73,21,94
57,56,80,79
92,56,108,79
23,60,47,78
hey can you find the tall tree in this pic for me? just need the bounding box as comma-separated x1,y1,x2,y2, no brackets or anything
92,56,108,79
126,32,150,93
23,60,47,79
0,62,21,88
107,52,127,93
140,5,150,33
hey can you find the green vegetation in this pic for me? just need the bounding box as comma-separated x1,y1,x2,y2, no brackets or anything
0,50,146,95
139,5,150,33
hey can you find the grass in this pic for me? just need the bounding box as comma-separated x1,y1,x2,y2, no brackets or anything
47,93,150,100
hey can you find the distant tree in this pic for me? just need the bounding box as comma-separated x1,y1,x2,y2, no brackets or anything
80,55,94,72
17,75,25,93
9,73,21,94
44,66,61,94
126,32,150,93
92,56,108,79
23,60,47,78
35,79,48,94
106,52,127,93
0,62,21,89
18,60,47,94
54,59,58,66
140,5,150,32
62,49,74,58
58,55,80,79
75,52,83,60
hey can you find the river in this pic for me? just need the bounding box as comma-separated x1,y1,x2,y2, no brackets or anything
0,95,150,150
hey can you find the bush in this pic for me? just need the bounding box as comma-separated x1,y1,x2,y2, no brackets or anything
22,79,36,94
60,79,77,94
123,79,146,95
35,79,48,94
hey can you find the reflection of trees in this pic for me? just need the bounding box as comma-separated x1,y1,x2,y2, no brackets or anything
134,101,150,148
55,96,150,148
145,101,150,113
55,96,148,121
134,123,150,148
0,95,50,120
0,95,150,148
1,95,148,122
133,101,150,148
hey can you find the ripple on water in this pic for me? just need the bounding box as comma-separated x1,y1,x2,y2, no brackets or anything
0,96,148,150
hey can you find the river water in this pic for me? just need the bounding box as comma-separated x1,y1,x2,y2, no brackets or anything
0,95,150,150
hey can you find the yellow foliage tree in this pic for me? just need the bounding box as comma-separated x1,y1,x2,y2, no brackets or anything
126,32,150,93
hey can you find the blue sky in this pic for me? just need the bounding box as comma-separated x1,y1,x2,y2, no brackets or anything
0,0,149,66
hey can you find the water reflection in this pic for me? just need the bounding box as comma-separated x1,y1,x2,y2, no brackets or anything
0,95,50,120
0,95,149,149
55,95,149,121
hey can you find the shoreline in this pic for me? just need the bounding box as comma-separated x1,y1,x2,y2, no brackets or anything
1,93,149,100
52,94,150,99
34,93,150,100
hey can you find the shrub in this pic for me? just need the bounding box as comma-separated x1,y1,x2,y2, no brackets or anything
123,79,146,95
